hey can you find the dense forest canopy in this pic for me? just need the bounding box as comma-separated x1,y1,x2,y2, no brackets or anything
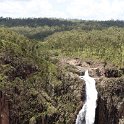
1,17,124,41
0,17,75,27
42,28,124,66
1,17,124,28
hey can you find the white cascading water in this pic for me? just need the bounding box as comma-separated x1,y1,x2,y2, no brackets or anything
76,70,98,124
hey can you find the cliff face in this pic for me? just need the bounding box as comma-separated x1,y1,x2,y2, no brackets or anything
95,77,124,124
0,91,9,124
72,78,124,124
61,58,124,124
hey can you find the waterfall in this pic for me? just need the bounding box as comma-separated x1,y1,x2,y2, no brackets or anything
76,70,98,124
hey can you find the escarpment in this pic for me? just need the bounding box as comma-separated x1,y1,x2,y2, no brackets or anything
63,58,124,124
95,77,124,124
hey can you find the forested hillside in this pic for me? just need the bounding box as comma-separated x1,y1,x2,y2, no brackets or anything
0,27,82,124
1,17,124,40
0,18,124,124
43,28,124,66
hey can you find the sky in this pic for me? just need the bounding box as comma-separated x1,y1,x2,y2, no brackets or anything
0,0,124,20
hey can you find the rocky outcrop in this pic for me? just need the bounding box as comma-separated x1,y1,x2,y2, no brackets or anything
95,78,124,124
62,58,124,124
72,77,124,124
0,91,9,124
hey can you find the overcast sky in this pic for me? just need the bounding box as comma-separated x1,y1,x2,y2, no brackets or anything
0,0,124,20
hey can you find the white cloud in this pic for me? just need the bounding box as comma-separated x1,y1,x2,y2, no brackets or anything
0,0,124,20
26,0,53,17
0,0,68,18
56,0,67,3
66,0,124,20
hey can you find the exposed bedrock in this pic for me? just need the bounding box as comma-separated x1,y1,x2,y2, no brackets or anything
95,77,124,124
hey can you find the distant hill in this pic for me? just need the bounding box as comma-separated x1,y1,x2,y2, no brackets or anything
0,17,74,27
0,17,124,28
